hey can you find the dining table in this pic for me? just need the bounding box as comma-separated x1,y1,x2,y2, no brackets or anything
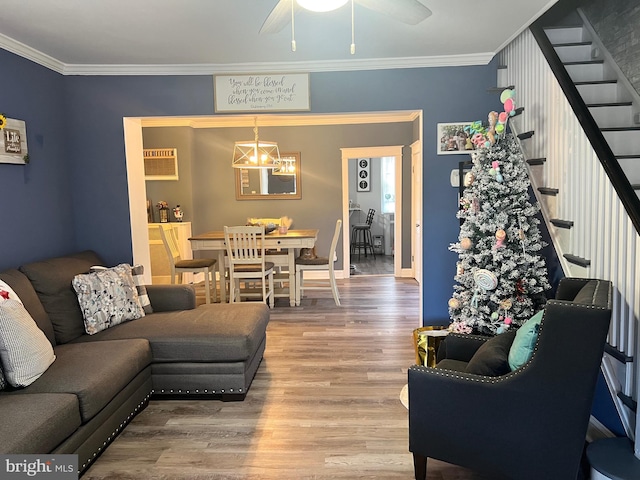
189,229,319,306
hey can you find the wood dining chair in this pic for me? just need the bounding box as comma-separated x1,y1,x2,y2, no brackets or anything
158,224,217,304
295,219,342,306
224,225,275,308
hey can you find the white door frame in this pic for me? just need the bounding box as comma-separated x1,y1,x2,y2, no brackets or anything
340,146,403,279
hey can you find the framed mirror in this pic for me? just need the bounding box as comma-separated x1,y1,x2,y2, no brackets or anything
235,152,301,200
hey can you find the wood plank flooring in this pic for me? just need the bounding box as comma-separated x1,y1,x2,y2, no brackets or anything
83,276,492,479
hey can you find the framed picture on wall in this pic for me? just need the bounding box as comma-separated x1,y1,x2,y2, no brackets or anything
357,158,370,191
437,122,476,155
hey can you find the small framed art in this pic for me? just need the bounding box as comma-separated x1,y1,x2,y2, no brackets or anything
437,122,476,155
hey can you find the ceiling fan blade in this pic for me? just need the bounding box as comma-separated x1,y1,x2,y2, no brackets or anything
260,0,299,34
355,0,432,25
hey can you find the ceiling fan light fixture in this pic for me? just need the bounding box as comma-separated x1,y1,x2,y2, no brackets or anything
296,0,348,13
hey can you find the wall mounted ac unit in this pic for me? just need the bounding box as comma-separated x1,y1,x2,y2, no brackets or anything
143,148,178,180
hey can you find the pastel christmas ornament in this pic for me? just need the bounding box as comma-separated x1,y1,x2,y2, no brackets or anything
495,229,506,248
474,269,498,290
460,237,472,250
448,298,461,309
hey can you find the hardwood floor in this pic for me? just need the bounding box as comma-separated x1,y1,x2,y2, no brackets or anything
83,277,492,479
351,254,394,276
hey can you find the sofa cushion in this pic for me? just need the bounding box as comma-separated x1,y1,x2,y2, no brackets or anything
508,310,544,371
0,269,56,345
73,265,145,335
19,251,103,344
466,330,517,376
0,393,81,454
0,299,57,387
20,339,152,422
71,303,270,363
574,279,609,306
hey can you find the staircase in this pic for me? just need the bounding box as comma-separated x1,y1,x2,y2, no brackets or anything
497,5,640,478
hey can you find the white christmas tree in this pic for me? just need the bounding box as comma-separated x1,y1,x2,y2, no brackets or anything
448,124,551,335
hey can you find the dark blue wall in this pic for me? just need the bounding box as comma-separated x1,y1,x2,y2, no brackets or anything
0,50,74,269
1,49,499,322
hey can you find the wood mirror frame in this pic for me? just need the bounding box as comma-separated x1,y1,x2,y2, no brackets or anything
235,152,301,200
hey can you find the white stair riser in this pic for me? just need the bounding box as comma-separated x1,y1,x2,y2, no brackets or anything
545,26,586,44
555,44,593,63
497,68,509,88
602,130,640,156
553,226,572,256
576,83,631,104
618,158,640,184
565,63,607,82
589,105,634,128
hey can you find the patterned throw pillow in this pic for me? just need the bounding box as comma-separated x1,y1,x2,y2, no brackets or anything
73,264,145,335
131,264,153,314
91,264,152,314
0,363,6,390
0,299,56,387
0,279,22,304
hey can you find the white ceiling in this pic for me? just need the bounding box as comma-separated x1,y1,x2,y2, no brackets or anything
0,0,558,75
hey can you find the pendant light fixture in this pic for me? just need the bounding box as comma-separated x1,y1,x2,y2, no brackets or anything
272,156,296,176
232,118,280,169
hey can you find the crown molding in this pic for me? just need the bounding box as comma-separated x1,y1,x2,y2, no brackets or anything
0,33,65,74
0,33,494,75
62,52,494,75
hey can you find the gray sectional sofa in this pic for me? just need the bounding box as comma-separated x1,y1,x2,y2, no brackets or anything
0,250,269,474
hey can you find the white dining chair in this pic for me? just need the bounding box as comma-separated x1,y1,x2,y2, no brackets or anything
158,224,217,303
295,219,342,306
224,225,275,308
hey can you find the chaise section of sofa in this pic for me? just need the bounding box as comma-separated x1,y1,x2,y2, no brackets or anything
0,249,270,475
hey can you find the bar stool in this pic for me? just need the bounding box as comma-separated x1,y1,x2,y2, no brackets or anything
350,208,376,260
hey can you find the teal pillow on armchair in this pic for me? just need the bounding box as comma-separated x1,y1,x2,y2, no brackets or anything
508,310,544,371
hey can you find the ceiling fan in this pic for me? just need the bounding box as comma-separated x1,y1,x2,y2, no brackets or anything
260,0,432,35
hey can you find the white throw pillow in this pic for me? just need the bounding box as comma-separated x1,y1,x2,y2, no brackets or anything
73,264,145,335
0,279,22,304
0,299,56,387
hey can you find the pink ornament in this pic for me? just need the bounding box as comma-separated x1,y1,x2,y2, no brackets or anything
504,98,514,113
492,161,500,169
498,112,508,123
504,317,512,325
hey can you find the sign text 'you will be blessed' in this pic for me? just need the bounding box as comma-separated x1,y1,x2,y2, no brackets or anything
214,73,310,112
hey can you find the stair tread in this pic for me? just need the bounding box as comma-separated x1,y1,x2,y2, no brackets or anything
601,126,640,131
564,59,604,65
587,102,633,107
487,85,515,92
552,41,592,47
551,218,574,228
574,80,617,85
517,131,535,140
527,157,546,165
544,25,583,30
538,187,559,195
563,253,591,267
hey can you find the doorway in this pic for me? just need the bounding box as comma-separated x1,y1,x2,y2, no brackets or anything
340,146,403,279
347,156,395,276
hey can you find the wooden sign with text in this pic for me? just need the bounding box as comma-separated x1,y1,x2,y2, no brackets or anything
214,73,310,112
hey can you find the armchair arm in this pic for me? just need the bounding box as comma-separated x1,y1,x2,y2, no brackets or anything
146,284,196,312
437,333,489,363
